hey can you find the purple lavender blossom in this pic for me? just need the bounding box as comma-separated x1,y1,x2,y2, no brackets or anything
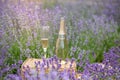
82,46,120,80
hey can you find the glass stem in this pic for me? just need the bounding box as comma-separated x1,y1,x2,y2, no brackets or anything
43,48,47,58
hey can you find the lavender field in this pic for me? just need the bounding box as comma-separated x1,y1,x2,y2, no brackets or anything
0,0,120,80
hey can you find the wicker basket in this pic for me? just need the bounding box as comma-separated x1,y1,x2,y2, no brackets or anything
21,58,77,80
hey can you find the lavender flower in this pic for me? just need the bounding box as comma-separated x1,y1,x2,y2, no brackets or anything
82,46,120,80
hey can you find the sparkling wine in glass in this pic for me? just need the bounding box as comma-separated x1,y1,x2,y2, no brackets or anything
40,26,49,58
41,38,48,52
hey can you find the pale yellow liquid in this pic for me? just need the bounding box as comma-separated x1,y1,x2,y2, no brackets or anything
55,38,68,60
41,38,48,49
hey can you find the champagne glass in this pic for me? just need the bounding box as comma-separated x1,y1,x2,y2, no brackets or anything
40,26,49,58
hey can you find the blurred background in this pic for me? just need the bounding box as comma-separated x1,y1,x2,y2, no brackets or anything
0,0,120,79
